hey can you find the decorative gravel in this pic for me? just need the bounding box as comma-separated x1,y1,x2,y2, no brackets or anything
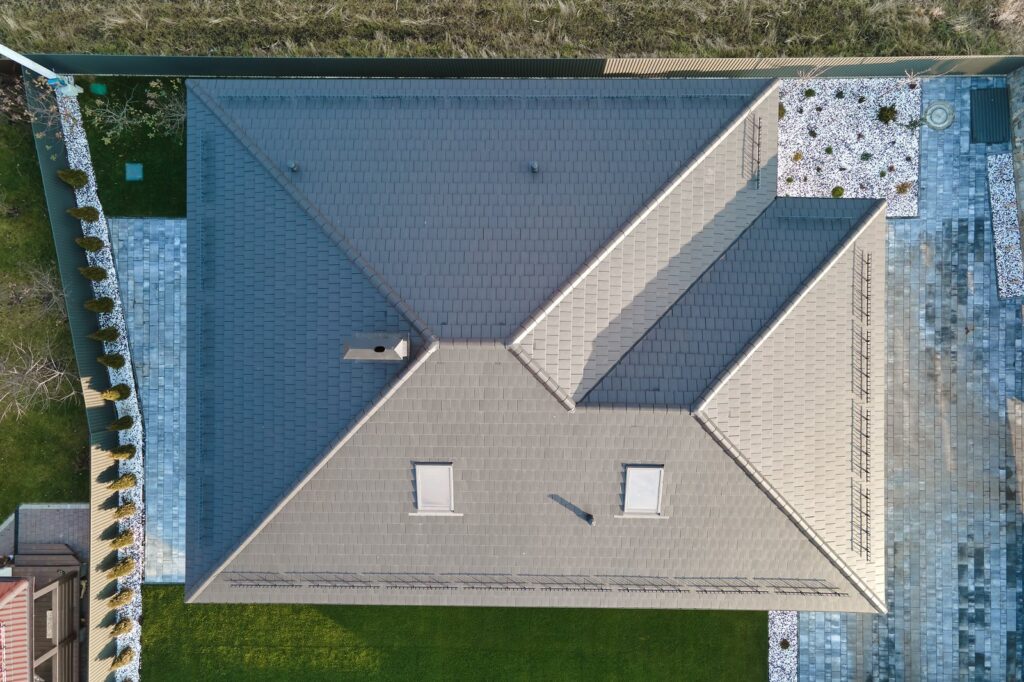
778,78,922,217
987,154,1024,299
55,79,145,681
768,610,798,682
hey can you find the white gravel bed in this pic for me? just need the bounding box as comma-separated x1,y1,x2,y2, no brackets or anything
987,154,1024,299
768,610,798,682
55,78,145,680
778,78,922,217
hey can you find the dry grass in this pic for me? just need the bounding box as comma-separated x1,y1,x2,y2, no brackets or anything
0,0,1019,58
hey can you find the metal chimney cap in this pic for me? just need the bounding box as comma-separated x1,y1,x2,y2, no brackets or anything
529,161,539,173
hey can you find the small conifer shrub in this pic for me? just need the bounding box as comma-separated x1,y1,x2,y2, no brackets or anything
107,473,137,490
107,416,134,432
75,236,105,251
110,530,134,549
112,619,134,637
110,444,137,460
88,327,120,342
831,186,845,198
57,169,88,188
67,206,100,222
101,383,132,402
97,353,126,369
78,265,107,281
113,501,137,519
107,589,133,609
84,297,115,313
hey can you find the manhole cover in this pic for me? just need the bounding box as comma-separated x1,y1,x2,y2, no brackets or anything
924,101,955,130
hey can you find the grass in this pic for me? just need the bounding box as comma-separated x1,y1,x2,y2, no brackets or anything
143,585,767,681
0,0,1021,58
0,119,89,520
77,76,186,217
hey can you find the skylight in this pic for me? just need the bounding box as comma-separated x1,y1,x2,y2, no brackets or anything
623,465,664,515
415,463,454,513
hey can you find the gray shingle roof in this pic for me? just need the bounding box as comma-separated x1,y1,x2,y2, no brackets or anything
186,91,424,591
584,197,882,409
185,77,887,612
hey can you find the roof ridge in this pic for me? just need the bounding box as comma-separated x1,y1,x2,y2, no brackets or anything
694,199,886,412
507,79,778,351
186,339,441,602
693,413,886,613
186,81,436,344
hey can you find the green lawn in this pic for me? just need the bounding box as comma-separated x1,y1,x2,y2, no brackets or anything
0,119,89,519
143,585,767,681
77,76,186,218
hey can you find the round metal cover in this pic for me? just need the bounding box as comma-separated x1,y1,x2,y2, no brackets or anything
924,101,955,130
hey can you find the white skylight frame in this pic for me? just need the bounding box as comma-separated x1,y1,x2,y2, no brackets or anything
413,463,456,515
622,465,664,516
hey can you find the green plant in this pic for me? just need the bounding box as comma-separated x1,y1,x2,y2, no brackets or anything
112,618,134,637
907,118,923,130
107,472,137,490
825,146,833,155
101,383,132,401
792,151,803,162
896,182,912,194
835,90,844,99
56,168,88,188
84,297,115,313
74,235,105,251
111,647,135,670
857,96,867,104
880,170,887,177
780,639,790,650
831,186,845,198
108,556,136,579
88,326,120,342
804,88,815,97
110,530,135,549
113,501,137,519
860,152,873,161
785,176,794,184
877,105,898,124
97,353,126,369
808,129,817,138
111,444,137,460
78,265,107,281
107,589,133,609
778,102,785,119
107,416,134,432
67,206,100,222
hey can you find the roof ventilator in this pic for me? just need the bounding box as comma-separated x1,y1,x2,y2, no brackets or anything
343,333,409,361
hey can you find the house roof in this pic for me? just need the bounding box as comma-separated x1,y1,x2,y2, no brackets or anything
0,578,31,682
186,78,887,612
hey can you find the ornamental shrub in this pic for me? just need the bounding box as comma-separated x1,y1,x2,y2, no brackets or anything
111,444,137,460
78,265,107,281
804,88,816,97
831,186,845,198
84,297,114,313
97,353,126,369
101,383,131,401
107,473,137,490
785,176,794,184
860,152,873,161
825,146,833,155
88,326,120,342
75,236,105,252
792,151,803,162
112,619,134,637
107,589,133,609
107,416,134,432
57,169,88,188
880,170,887,177
110,530,134,549
113,501,137,519
108,557,136,579
111,647,135,670
835,90,845,99
877,105,898,124
808,129,817,138
778,103,786,119
896,182,912,195
67,206,100,222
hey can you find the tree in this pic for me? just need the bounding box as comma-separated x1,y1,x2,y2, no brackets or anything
67,206,100,222
101,383,131,402
57,169,88,189
110,530,134,549
113,501,137,519
97,353,125,369
107,472,137,490
0,342,78,420
84,297,115,313
78,265,107,281
88,327,120,342
108,557,136,579
110,444,137,460
107,589,133,609
75,236,105,252
107,416,134,432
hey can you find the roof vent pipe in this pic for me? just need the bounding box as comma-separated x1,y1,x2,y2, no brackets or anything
288,160,300,173
530,161,539,174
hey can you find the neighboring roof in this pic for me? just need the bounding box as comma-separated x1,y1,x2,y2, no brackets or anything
8,504,89,562
186,77,887,613
584,197,882,409
1009,398,1024,504
0,578,31,682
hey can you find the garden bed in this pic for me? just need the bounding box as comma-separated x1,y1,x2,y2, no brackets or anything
778,78,922,217
55,79,145,681
768,610,798,682
987,153,1024,299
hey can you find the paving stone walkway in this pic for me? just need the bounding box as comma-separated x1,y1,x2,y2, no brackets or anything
799,76,1024,681
108,218,187,583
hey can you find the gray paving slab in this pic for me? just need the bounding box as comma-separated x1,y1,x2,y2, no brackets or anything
799,76,1024,681
108,217,187,583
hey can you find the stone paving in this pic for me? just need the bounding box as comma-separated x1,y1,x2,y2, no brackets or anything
799,76,1024,680
108,218,187,583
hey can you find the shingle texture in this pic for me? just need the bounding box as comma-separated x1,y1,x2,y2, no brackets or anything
185,78,887,612
516,86,777,401
186,94,423,592
700,205,888,606
196,344,871,612
585,197,881,409
197,78,770,339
